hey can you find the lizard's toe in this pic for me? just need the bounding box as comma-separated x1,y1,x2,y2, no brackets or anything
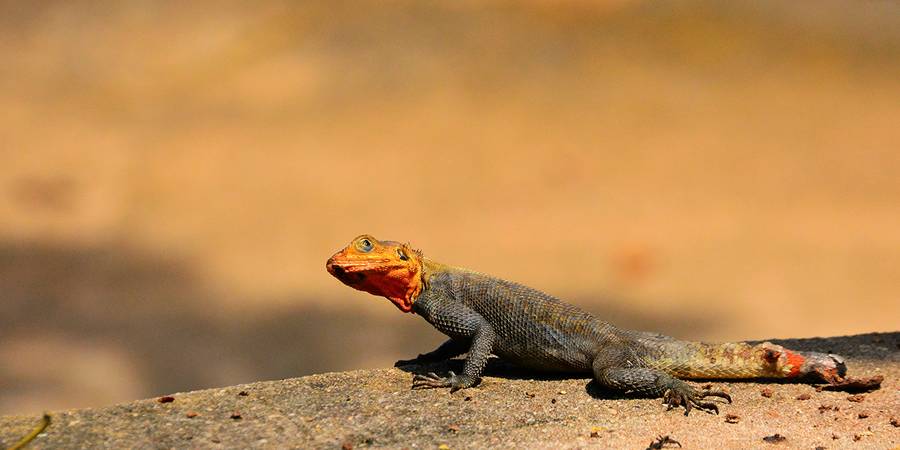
411,371,477,392
693,400,719,415
663,383,728,416
701,389,732,404
412,371,453,389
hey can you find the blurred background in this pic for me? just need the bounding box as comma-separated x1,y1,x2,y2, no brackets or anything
1,0,899,415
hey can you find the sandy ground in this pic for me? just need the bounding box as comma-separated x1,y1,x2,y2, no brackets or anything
1,333,897,449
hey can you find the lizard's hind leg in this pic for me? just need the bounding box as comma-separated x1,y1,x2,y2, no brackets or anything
591,356,731,416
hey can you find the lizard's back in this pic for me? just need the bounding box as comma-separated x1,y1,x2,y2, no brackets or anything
418,269,618,372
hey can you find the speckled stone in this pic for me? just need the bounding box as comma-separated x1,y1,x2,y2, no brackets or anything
1,333,897,449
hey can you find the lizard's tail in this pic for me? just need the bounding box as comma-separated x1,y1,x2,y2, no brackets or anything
641,339,847,382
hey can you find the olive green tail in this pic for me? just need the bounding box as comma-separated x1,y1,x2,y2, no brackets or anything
642,340,846,382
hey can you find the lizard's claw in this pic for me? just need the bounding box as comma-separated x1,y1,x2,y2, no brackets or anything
411,371,475,393
663,382,731,416
412,371,453,389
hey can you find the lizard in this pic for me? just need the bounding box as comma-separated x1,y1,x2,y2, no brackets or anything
325,234,849,415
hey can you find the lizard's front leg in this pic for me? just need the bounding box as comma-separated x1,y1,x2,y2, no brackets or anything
412,324,495,393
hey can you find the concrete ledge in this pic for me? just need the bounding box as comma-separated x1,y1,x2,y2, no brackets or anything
2,333,898,449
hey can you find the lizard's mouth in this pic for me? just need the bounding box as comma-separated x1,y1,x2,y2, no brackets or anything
326,258,391,286
327,263,347,278
326,260,360,285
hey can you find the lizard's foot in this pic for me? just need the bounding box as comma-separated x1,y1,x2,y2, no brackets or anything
662,381,731,416
411,371,476,393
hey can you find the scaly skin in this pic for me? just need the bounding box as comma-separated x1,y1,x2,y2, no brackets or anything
326,235,848,415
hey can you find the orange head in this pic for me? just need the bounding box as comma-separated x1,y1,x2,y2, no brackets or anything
326,235,424,312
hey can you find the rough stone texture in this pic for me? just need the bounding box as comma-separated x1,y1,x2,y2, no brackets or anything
2,333,897,449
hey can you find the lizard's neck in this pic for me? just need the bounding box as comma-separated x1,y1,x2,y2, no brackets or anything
418,257,495,295
420,258,480,285
421,258,449,280
419,258,444,296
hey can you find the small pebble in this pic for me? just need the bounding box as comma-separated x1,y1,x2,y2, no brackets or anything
818,404,838,413
762,433,786,444
186,411,199,418
891,417,900,427
796,393,811,401
157,396,175,403
230,412,242,420
847,394,865,403
725,414,740,424
760,388,773,398
852,431,873,441
858,411,869,419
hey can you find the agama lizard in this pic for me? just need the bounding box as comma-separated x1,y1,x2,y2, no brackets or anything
326,235,849,415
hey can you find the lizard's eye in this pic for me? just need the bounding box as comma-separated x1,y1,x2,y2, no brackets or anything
397,249,408,261
357,238,373,252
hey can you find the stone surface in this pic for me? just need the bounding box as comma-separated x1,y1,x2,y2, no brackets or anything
2,333,898,449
